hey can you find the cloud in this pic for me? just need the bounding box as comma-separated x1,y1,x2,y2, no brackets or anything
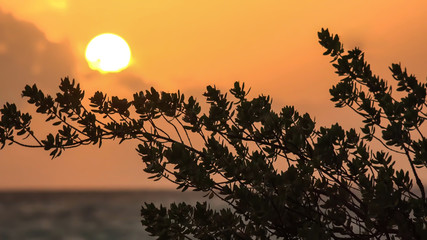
116,72,148,93
0,10,75,105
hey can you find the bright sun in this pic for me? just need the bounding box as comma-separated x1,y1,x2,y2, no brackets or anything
85,33,131,73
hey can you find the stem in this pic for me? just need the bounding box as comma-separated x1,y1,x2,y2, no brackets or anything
402,143,426,203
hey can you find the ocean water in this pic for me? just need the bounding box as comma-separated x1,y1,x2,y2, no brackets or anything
0,190,221,240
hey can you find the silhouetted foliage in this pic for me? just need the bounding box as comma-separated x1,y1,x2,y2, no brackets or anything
1,29,426,239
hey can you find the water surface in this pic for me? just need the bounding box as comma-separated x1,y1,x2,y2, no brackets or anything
0,190,217,240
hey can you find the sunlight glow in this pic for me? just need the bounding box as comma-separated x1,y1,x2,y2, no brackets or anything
85,33,131,73
49,0,68,10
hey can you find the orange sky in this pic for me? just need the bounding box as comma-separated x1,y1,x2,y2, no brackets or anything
0,1,427,190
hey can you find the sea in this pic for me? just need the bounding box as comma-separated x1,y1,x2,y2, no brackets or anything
0,190,223,240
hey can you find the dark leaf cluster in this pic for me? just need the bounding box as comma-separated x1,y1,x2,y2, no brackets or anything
0,29,426,239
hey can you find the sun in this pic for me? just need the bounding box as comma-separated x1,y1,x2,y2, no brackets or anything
85,33,131,73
